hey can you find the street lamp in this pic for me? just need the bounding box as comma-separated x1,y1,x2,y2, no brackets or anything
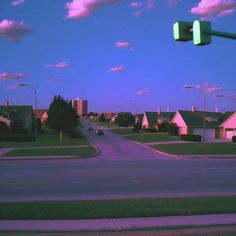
18,83,37,139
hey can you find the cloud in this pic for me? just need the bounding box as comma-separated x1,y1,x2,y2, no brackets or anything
65,0,120,19
136,88,149,96
167,0,178,6
0,19,33,42
131,0,156,16
190,0,236,18
109,66,125,73
130,2,143,7
46,61,73,69
11,0,25,6
0,72,29,80
47,77,62,83
115,41,134,50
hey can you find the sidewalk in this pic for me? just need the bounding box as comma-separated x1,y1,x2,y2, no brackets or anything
0,214,236,231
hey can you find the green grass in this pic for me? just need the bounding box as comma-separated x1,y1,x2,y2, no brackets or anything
95,121,118,128
4,146,96,157
152,143,236,155
0,130,89,148
125,133,180,143
111,127,137,135
0,196,236,220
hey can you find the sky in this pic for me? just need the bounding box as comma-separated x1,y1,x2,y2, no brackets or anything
0,0,236,114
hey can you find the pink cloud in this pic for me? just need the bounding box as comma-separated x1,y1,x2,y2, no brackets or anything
0,72,29,80
115,41,134,50
134,9,143,16
11,0,25,6
65,0,120,19
136,88,149,96
146,0,156,9
46,61,73,69
130,2,143,7
109,66,125,73
190,0,236,18
0,19,33,42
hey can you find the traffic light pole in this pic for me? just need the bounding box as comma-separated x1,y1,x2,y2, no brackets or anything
206,30,236,40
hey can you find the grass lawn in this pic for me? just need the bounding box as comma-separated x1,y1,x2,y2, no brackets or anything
125,133,180,143
152,143,236,155
95,121,118,128
0,196,235,220
4,146,96,157
111,127,137,135
0,130,90,148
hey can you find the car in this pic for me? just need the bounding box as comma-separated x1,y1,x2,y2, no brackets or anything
88,126,94,131
96,129,104,135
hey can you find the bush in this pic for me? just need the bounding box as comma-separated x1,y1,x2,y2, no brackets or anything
0,122,9,135
0,135,35,142
158,123,168,132
232,136,236,143
69,129,81,139
167,123,179,136
180,134,202,142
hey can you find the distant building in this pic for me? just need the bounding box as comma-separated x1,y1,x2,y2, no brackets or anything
72,98,88,116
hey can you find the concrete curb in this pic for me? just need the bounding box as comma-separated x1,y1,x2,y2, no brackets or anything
0,214,236,231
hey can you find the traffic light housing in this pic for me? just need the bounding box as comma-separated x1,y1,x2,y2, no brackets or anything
173,21,193,42
193,20,211,46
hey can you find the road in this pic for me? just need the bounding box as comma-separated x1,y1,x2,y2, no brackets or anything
0,119,236,201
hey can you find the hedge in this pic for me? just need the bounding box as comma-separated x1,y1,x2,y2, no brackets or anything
232,136,236,143
180,134,202,142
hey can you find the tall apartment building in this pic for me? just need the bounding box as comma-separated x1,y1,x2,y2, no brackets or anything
72,98,88,116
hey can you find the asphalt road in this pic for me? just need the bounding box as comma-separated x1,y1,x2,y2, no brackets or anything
0,119,236,201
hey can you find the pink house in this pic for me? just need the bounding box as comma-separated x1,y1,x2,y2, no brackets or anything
219,112,236,139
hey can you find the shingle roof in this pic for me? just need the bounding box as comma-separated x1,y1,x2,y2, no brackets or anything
0,106,33,123
219,112,235,125
157,112,175,123
144,112,158,124
178,110,223,128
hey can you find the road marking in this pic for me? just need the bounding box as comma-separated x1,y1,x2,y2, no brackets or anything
129,178,176,183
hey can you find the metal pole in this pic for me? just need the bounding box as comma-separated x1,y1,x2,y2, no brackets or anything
206,30,236,40
203,92,206,142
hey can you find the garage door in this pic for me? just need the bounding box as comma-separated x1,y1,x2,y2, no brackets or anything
226,131,234,140
193,129,215,139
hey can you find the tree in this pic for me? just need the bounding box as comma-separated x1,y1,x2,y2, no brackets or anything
47,95,78,133
167,123,179,136
0,121,8,135
116,112,134,127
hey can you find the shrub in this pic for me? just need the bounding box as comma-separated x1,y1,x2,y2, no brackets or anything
158,123,168,132
167,123,179,136
0,135,35,142
232,136,236,143
180,134,202,142
0,122,9,135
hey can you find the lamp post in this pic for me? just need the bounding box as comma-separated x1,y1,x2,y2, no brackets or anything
18,83,37,139
213,94,236,104
184,84,207,142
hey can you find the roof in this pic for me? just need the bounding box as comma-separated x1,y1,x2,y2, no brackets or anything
219,112,235,125
136,114,144,121
144,112,158,124
157,112,175,123
177,110,223,128
0,106,34,123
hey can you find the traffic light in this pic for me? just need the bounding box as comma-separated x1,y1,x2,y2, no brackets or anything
193,20,211,46
173,21,193,42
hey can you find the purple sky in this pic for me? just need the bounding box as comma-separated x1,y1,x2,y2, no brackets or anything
1,0,236,113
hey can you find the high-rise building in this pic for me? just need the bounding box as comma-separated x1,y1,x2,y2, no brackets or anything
72,98,88,116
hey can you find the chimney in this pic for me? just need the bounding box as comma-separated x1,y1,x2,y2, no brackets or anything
215,107,219,112
192,106,196,112
157,107,161,115
5,101,9,107
166,107,170,112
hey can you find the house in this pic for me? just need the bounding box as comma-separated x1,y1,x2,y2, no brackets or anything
36,109,48,124
0,105,34,133
219,112,236,139
142,112,158,130
170,110,223,139
135,114,144,125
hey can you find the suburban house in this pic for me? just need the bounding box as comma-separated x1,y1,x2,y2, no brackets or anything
219,112,236,139
142,112,158,129
36,109,48,124
170,110,236,140
0,105,34,133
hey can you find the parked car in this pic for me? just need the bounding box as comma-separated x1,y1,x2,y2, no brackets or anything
96,129,104,135
88,126,94,131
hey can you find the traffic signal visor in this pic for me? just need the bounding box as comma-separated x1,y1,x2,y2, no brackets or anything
173,21,193,42
193,20,211,46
